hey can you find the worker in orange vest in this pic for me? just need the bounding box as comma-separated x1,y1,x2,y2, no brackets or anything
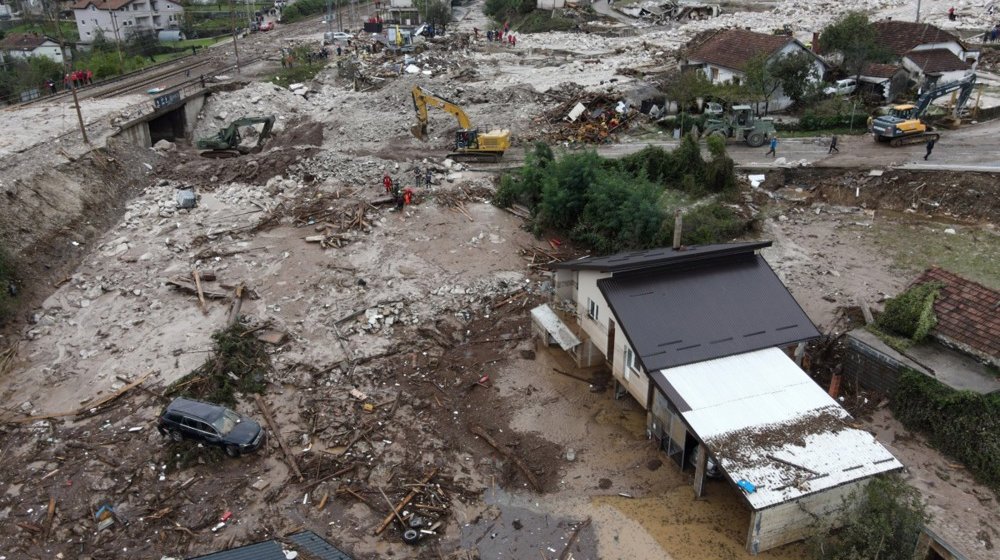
383,174,392,194
403,188,413,206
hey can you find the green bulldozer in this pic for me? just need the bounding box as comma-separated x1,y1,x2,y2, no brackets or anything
195,115,276,158
702,105,775,148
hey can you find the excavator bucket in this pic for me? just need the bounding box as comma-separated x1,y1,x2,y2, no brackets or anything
410,122,429,142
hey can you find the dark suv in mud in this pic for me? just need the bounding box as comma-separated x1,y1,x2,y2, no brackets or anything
157,397,266,457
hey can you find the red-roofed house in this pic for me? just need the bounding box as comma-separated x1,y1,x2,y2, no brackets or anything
845,268,1000,397
683,29,828,112
873,20,978,85
858,62,909,100
71,0,183,44
0,33,64,64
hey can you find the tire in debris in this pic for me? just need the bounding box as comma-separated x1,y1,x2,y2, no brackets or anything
169,430,183,443
225,445,240,458
403,529,420,545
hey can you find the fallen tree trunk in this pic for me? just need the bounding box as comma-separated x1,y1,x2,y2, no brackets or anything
469,425,543,492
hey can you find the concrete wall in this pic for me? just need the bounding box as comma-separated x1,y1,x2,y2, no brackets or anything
183,94,206,140
118,120,151,147
747,479,870,553
574,270,612,356
843,332,908,395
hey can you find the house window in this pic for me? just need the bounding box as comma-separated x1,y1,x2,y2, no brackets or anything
732,76,740,86
710,67,719,82
624,346,640,380
586,298,599,322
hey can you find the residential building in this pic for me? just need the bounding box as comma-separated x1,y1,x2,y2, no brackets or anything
872,20,979,85
0,33,64,64
858,62,910,101
386,0,419,26
683,29,828,112
846,267,1000,396
71,0,184,44
538,242,903,553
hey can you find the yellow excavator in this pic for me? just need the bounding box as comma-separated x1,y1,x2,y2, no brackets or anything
409,85,511,161
869,74,976,147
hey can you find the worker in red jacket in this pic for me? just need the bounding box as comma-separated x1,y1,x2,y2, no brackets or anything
383,174,392,194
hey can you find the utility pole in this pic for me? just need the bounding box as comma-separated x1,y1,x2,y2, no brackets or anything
916,0,921,22
229,0,241,73
48,0,88,143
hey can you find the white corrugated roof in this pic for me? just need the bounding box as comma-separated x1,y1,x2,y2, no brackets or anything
530,304,581,351
658,348,903,510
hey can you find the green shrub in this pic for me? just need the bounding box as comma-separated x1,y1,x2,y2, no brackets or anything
808,474,928,560
891,370,1000,492
166,323,270,406
875,282,941,342
677,203,751,245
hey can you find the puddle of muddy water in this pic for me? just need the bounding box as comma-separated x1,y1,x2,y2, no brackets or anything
460,488,599,559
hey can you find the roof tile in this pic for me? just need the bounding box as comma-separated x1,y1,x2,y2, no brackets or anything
873,20,964,56
685,29,795,72
912,267,1000,361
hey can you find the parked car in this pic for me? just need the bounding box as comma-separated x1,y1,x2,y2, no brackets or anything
157,397,266,457
323,31,352,45
823,78,857,96
260,21,275,32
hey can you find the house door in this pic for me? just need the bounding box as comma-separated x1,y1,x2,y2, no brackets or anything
607,319,616,368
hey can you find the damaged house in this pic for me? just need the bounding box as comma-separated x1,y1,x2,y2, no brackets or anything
872,20,980,87
538,242,903,553
683,29,827,112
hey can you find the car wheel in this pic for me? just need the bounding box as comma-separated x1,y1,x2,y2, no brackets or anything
224,445,240,458
168,429,183,443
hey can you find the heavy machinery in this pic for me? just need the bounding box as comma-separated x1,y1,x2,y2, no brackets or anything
869,73,976,147
409,85,511,161
196,115,276,158
702,105,775,147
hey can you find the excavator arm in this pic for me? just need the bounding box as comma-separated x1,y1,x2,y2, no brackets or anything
410,85,473,141
913,74,977,119
196,115,276,155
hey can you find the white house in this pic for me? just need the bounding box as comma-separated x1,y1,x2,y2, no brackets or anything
0,33,64,64
71,0,184,44
683,29,828,112
872,20,978,87
539,242,903,553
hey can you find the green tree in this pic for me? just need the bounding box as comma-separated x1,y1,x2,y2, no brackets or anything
809,475,929,560
666,69,714,113
419,0,452,29
769,51,818,106
743,52,781,115
819,11,889,81
704,135,737,195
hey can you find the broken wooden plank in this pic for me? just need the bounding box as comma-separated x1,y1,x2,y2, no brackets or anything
551,367,596,385
469,425,542,492
226,284,244,327
77,371,155,416
256,329,288,345
166,277,230,300
378,486,408,530
192,270,208,314
558,517,592,560
254,395,304,482
374,468,438,535
45,497,56,539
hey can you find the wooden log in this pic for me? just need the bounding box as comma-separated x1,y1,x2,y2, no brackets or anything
469,425,542,492
45,497,56,539
192,271,207,314
301,463,356,491
254,395,304,482
558,517,591,560
374,468,438,536
226,284,244,327
378,486,408,530
551,367,594,385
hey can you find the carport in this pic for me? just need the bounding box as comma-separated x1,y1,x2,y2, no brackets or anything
652,348,904,553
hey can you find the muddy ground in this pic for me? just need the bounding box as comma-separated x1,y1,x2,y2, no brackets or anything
1,3,999,560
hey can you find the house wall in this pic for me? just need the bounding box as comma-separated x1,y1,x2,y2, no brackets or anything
843,334,906,395
553,269,576,303
901,57,968,86
2,42,64,64
74,1,183,43
747,479,870,553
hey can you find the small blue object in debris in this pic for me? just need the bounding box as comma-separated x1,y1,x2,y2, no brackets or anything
737,480,757,494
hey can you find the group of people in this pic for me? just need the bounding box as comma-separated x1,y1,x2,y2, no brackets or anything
764,133,937,160
475,26,516,47
382,169,432,211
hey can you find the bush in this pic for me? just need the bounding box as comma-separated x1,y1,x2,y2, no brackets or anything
494,138,746,253
891,370,1000,492
798,111,870,131
282,0,326,23
808,474,928,560
875,282,940,343
166,323,270,407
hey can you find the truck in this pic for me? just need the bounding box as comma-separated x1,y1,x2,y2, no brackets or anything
702,105,775,147
869,73,976,147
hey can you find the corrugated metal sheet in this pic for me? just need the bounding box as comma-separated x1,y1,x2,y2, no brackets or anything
657,348,903,510
530,304,581,351
552,241,771,272
599,254,819,372
187,531,353,560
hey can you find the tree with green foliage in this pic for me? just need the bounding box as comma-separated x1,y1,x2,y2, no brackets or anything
875,282,941,343
819,11,889,82
483,0,535,23
666,70,714,113
704,135,737,195
769,51,818,106
809,475,929,560
417,0,452,30
743,53,781,115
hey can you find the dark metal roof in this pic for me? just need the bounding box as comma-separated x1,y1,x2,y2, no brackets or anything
597,253,819,373
187,531,353,560
552,241,771,273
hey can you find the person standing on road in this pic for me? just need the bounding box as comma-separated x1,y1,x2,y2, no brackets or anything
828,134,839,154
766,135,778,157
924,138,936,160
